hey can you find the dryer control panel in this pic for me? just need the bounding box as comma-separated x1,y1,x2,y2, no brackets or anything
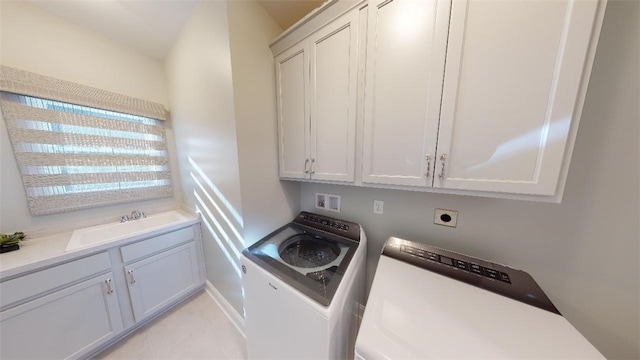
382,237,560,314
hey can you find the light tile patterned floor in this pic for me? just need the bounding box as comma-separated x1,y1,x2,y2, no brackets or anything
95,290,246,359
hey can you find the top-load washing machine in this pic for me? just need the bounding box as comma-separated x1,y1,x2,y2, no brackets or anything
242,211,367,359
356,236,604,359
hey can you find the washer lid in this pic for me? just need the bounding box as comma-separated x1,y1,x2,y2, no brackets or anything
356,255,604,359
243,222,357,306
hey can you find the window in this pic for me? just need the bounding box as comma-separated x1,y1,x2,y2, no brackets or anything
0,92,173,215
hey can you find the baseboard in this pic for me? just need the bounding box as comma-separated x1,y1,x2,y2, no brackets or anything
204,280,246,337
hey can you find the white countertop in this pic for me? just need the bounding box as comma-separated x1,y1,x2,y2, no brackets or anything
0,210,200,280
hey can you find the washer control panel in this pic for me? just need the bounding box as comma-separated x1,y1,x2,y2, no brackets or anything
303,213,350,231
383,237,560,315
294,211,360,242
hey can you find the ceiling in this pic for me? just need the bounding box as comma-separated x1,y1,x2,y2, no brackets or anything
257,0,325,30
27,0,323,60
29,0,197,60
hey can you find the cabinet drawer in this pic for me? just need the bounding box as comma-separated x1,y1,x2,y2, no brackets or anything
0,252,111,309
120,226,194,264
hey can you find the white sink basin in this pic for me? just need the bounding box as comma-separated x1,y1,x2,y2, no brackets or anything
65,211,190,252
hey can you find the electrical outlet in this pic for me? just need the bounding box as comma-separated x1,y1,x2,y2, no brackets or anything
373,200,384,214
327,194,341,212
434,208,458,228
316,193,340,212
315,193,326,210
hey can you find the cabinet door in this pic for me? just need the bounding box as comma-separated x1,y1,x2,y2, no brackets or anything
276,42,311,179
436,0,601,195
0,273,123,360
361,0,451,187
124,242,199,322
308,10,359,182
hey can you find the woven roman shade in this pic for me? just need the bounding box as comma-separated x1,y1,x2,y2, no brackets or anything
0,67,173,215
0,66,167,121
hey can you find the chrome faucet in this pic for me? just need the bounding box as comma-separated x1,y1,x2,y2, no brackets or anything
130,210,146,220
120,211,145,223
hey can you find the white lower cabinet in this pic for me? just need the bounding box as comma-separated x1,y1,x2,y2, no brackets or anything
124,242,200,322
0,273,123,360
0,224,204,359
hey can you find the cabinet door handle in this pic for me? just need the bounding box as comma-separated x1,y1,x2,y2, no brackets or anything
105,278,114,294
127,269,136,285
304,158,310,174
310,158,315,175
424,154,431,178
438,154,447,180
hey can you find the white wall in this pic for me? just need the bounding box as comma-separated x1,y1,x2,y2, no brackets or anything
0,1,179,234
165,1,247,316
301,1,639,358
0,0,300,323
0,2,168,105
226,0,299,247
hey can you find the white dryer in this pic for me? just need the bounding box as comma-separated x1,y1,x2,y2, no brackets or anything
242,212,366,359
356,236,604,359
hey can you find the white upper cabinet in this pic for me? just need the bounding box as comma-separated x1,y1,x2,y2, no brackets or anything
272,0,605,201
361,0,603,197
435,0,603,195
276,8,360,182
361,0,451,187
276,43,310,180
310,10,359,182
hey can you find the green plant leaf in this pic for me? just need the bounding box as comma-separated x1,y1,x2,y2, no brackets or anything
1,232,26,246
